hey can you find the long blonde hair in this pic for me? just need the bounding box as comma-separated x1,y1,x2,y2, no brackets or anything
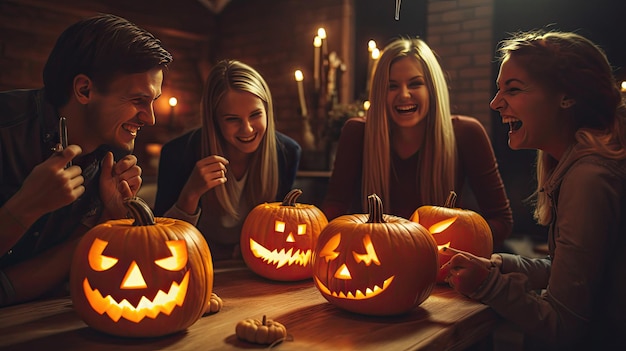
362,37,457,212
496,31,626,225
200,60,279,220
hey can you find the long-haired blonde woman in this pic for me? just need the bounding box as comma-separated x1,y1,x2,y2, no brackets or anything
155,60,301,261
322,37,513,248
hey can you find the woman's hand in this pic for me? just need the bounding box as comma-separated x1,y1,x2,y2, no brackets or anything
439,249,494,297
176,155,229,215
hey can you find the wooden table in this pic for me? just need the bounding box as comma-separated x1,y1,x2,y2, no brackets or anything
0,261,499,350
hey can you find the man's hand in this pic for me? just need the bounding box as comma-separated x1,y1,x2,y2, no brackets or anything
1,145,84,255
99,152,142,221
7,145,84,223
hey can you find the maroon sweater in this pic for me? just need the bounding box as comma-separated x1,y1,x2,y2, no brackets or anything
322,115,513,247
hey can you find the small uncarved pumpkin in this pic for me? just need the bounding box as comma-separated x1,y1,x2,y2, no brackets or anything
312,194,438,316
410,191,493,283
70,197,213,338
240,189,328,281
235,315,287,345
204,292,223,315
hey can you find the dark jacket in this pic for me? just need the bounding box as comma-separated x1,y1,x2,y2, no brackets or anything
471,142,626,350
0,88,106,269
154,128,301,261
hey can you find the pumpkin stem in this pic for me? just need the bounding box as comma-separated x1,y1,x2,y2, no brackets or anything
281,189,303,206
366,194,385,223
123,196,156,226
444,191,457,208
262,315,267,325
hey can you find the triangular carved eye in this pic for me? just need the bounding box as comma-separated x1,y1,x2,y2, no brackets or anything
429,217,457,234
155,240,187,271
352,234,380,266
319,233,341,262
88,238,118,271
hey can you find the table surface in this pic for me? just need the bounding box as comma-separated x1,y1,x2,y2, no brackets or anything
0,261,499,351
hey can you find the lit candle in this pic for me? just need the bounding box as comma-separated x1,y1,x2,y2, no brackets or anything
317,27,327,58
313,36,322,91
294,70,308,117
368,39,377,53
366,48,380,95
363,100,370,111
366,40,377,92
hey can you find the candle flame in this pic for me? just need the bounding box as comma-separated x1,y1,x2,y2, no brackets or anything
371,48,380,60
314,36,322,47
294,70,304,82
168,97,178,107
317,27,327,39
368,40,377,52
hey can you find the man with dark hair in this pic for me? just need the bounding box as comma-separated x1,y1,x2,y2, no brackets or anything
0,13,173,306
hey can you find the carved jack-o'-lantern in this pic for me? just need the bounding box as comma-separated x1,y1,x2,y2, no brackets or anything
410,191,493,283
312,194,438,316
70,197,213,338
240,189,328,281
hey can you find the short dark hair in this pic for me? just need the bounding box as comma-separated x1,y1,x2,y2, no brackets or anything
43,13,173,108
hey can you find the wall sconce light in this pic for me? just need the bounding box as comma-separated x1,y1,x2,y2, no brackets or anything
168,97,178,129
621,81,626,93
169,97,178,108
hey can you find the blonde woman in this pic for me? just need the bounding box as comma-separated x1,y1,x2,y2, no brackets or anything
443,31,626,349
155,60,301,261
322,37,513,247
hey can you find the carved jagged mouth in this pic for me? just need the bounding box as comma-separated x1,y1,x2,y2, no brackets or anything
249,238,311,268
82,271,189,323
314,276,394,299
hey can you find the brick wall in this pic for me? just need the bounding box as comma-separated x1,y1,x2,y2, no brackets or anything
0,0,215,178
426,0,494,133
0,0,498,174
215,0,355,150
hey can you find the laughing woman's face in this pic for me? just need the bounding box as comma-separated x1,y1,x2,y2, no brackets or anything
216,90,267,157
386,56,430,129
490,55,570,158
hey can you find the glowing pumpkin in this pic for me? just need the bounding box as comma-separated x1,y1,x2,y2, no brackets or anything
312,194,438,316
240,189,328,281
70,197,213,337
410,191,493,283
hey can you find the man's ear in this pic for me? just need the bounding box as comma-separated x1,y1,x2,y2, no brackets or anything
73,74,92,104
